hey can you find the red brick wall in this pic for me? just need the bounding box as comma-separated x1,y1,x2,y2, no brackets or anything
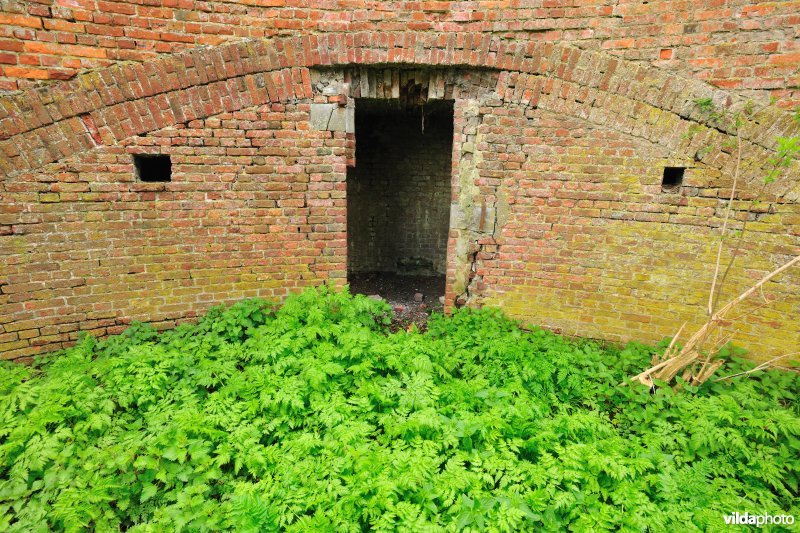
448,101,800,358
1,1,799,108
1,33,798,362
1,102,348,359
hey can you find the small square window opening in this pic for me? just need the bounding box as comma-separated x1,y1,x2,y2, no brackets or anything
662,166,684,192
134,154,172,182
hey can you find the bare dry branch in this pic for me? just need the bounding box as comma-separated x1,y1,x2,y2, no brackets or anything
630,254,799,388
708,128,742,316
714,352,800,382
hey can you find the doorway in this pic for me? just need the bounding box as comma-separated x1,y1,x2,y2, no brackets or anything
347,98,454,326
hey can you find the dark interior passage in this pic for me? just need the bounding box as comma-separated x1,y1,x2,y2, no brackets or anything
347,99,454,278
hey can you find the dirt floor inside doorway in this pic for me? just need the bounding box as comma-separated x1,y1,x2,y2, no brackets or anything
348,273,445,332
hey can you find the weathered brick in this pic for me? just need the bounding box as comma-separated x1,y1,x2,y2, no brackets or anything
0,13,798,362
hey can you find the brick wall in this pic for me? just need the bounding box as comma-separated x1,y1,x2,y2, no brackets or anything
1,1,799,108
449,100,800,358
347,99,452,276
1,33,798,362
0,102,348,360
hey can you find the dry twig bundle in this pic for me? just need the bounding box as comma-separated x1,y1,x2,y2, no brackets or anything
630,255,800,388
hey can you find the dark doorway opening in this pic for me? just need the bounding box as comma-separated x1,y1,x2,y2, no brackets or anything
347,98,453,328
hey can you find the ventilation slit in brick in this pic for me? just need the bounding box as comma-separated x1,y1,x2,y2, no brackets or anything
133,154,172,182
661,166,684,192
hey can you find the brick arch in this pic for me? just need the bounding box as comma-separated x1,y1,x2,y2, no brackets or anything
2,33,799,362
1,32,798,183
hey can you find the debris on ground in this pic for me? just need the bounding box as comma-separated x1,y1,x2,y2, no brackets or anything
348,272,445,332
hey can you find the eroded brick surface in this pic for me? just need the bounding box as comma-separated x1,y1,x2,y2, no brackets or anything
449,101,800,359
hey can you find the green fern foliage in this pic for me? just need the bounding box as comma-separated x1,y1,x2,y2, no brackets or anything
0,287,798,531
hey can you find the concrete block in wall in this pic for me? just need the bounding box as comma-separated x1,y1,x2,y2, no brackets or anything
310,103,354,133
329,106,354,132
310,103,335,129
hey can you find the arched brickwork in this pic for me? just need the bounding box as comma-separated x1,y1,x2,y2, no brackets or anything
2,33,798,176
1,32,799,361
1,1,799,109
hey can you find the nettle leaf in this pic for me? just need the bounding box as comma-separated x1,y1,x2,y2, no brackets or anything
0,287,797,530
140,483,159,503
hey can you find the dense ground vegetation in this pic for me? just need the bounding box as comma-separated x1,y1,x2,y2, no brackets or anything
0,287,798,531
